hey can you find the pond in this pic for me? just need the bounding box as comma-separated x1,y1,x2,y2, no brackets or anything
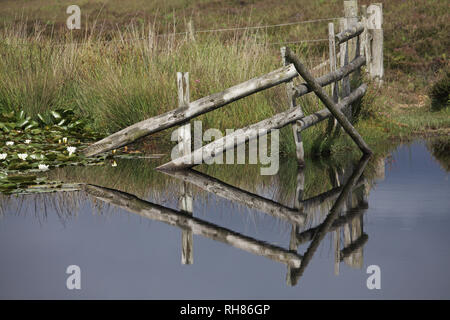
0,139,449,299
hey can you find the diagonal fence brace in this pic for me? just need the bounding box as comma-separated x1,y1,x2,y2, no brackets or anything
284,47,372,155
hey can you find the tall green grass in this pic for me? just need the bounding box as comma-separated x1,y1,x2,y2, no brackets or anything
0,20,337,155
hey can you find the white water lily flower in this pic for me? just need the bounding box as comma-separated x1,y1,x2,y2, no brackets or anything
18,153,28,160
67,146,77,156
38,164,49,171
6,141,14,146
111,160,118,167
25,139,31,144
0,153,7,160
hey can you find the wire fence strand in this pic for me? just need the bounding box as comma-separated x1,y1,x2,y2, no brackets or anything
2,16,340,47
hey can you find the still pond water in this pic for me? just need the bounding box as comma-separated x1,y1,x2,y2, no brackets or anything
0,139,449,299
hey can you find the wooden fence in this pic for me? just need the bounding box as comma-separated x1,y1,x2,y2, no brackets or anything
83,0,384,169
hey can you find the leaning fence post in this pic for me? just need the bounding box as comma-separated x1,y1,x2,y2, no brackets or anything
367,3,383,85
177,72,194,265
281,47,305,166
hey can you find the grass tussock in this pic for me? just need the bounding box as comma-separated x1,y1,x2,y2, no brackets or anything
429,67,450,111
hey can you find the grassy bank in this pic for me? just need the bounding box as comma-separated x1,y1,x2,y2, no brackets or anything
0,0,448,160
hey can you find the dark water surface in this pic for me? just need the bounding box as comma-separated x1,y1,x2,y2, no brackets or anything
0,140,449,299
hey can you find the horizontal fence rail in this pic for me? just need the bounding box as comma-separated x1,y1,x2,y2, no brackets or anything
293,55,366,98
335,22,364,44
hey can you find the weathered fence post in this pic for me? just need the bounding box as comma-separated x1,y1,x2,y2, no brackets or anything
177,72,194,265
177,72,191,157
344,1,359,62
343,1,359,122
367,3,384,85
360,5,369,62
328,23,339,102
328,22,339,130
339,18,351,121
187,19,195,42
281,47,304,166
